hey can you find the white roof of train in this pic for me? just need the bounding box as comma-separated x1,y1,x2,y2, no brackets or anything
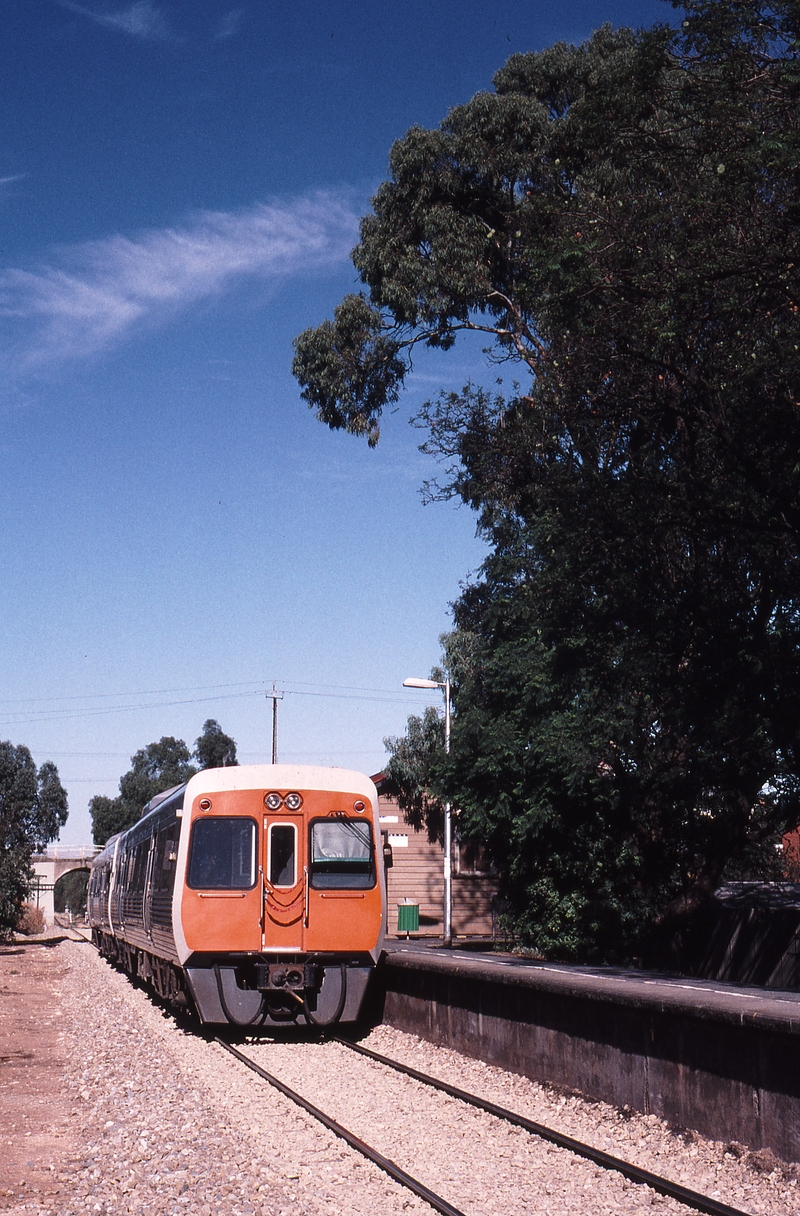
184,764,378,801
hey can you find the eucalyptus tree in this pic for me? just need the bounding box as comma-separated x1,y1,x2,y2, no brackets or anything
295,1,800,959
90,722,242,846
194,719,238,770
0,743,68,937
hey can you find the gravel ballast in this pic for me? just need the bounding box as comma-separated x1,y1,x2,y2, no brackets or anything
7,939,800,1216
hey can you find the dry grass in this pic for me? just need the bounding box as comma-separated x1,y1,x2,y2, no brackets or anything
15,903,45,936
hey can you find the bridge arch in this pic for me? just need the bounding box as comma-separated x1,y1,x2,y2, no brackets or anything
53,867,90,917
30,848,98,926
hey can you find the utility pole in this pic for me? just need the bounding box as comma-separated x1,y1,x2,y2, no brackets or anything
267,683,283,764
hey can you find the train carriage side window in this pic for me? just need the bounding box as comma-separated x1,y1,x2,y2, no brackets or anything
187,818,257,890
309,819,375,890
153,822,181,892
131,839,150,893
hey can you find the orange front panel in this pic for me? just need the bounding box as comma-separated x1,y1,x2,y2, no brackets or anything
180,781,384,957
181,791,263,954
301,790,382,953
304,887,383,953
182,889,261,953
264,788,383,955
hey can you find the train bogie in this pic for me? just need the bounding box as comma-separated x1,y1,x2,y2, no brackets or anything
88,765,385,1027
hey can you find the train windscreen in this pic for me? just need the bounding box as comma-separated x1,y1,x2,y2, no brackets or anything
187,818,257,889
309,819,375,889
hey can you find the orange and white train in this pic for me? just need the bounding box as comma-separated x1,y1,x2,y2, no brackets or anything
87,765,386,1026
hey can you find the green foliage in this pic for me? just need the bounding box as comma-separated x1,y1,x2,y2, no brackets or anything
89,723,240,845
304,6,800,960
90,736,197,845
194,719,238,770
0,741,68,939
293,295,406,446
54,868,89,915
119,736,196,809
383,706,446,842
86,794,131,847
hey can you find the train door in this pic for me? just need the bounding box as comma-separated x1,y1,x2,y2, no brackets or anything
142,831,157,939
263,815,305,951
108,840,122,935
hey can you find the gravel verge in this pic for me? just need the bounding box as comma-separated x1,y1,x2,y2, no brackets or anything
7,940,800,1216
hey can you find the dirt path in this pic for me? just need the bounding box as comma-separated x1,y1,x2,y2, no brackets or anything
0,935,82,1210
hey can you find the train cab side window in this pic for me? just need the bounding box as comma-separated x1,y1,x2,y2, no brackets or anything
309,819,375,890
187,818,257,890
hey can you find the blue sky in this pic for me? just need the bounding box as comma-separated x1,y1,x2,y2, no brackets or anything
2,0,672,845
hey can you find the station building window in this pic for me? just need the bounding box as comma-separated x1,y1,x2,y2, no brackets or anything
455,838,496,877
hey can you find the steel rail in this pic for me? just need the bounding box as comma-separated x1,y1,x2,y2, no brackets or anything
332,1036,752,1216
214,1038,467,1216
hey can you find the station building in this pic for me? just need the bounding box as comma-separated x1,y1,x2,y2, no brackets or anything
374,774,501,941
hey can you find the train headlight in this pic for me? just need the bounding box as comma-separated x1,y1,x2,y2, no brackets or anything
264,792,283,810
284,792,303,811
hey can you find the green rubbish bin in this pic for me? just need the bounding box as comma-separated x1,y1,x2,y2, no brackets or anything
397,900,419,938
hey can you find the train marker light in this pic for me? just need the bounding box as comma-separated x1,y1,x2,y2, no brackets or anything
353,800,366,813
199,798,212,811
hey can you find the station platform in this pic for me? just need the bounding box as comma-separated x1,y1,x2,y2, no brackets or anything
382,939,800,1035
376,940,800,1162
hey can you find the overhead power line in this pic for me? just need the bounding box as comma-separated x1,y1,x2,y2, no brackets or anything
0,680,434,730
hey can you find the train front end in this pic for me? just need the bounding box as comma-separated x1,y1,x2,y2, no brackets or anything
173,764,385,1026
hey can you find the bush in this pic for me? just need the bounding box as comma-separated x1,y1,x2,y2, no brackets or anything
16,904,45,936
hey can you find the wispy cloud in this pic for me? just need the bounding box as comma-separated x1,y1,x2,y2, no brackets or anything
59,1,176,42
214,8,244,41
0,173,27,200
0,193,359,371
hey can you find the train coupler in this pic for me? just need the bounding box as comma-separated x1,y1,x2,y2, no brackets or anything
255,961,321,992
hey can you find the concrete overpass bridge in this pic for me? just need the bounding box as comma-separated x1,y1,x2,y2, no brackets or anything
30,846,98,925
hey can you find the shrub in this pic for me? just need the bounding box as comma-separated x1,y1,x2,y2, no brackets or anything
16,903,45,936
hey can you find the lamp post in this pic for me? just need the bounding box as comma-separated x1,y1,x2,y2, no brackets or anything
403,675,452,947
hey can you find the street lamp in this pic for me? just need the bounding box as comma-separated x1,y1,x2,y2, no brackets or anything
403,675,452,947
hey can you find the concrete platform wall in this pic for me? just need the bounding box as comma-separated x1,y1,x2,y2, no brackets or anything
376,953,800,1163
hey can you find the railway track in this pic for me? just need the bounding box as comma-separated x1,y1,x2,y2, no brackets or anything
216,1034,754,1216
